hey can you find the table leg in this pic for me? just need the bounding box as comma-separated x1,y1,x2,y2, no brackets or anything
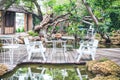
63,41,67,62
51,41,56,60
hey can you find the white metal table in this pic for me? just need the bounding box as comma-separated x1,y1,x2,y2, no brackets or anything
2,44,19,64
0,35,19,64
61,36,75,50
51,39,67,60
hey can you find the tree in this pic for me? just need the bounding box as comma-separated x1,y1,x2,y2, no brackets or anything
0,0,98,37
86,0,120,43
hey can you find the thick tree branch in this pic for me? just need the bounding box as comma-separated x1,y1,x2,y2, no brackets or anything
53,13,70,22
34,13,70,32
50,18,69,35
32,0,43,20
82,0,98,25
82,20,93,25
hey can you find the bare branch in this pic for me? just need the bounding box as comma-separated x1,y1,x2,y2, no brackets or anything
82,20,93,25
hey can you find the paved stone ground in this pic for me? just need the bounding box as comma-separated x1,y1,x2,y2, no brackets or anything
96,48,120,65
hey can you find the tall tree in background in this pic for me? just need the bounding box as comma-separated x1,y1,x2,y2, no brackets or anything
0,0,100,38
86,0,120,43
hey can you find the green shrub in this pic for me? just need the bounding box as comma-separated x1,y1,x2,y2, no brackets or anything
20,27,24,32
16,28,20,33
99,57,109,62
28,30,38,36
32,32,39,36
16,26,25,33
28,30,34,35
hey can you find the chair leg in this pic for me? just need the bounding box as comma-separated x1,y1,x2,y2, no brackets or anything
41,52,46,61
27,67,32,79
28,52,32,60
76,68,82,80
91,54,95,60
76,52,82,62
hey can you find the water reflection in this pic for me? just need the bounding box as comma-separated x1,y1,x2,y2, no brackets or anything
1,66,88,80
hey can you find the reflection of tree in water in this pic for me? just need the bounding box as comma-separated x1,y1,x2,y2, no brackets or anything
6,67,88,80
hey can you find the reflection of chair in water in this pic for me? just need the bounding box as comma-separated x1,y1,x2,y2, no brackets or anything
12,67,46,80
76,39,99,62
24,37,46,61
27,67,46,80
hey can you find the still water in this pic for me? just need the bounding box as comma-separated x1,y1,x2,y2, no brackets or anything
0,64,88,80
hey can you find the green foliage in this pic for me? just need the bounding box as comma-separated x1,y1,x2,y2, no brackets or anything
44,0,56,8
66,23,79,35
87,0,120,34
33,16,41,26
45,68,81,80
97,23,109,34
16,28,20,33
87,0,115,9
99,58,109,62
66,23,86,39
53,4,67,14
20,26,24,32
28,30,39,36
16,27,24,33
2,0,36,14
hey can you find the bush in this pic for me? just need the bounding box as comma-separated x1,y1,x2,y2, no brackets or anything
16,28,20,33
16,26,25,33
28,30,34,35
20,27,24,32
32,32,39,36
28,30,38,36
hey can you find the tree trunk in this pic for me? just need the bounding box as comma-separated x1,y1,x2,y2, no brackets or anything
32,0,43,21
82,0,98,25
100,33,111,44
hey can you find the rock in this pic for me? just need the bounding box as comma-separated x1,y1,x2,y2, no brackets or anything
15,37,24,44
87,60,120,76
86,60,98,71
0,43,3,47
33,36,40,41
0,64,8,76
91,75,120,80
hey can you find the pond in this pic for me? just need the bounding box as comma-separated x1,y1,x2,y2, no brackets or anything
0,63,89,80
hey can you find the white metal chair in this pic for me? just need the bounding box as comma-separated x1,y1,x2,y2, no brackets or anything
0,36,19,64
24,37,46,61
76,39,99,62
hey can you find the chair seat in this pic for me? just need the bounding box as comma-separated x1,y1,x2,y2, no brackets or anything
24,37,46,61
31,48,46,53
76,39,99,62
2,45,19,49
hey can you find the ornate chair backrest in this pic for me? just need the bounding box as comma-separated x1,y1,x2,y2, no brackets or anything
24,37,32,52
91,39,99,52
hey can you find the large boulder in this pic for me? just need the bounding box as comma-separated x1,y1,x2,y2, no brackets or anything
0,64,8,76
91,60,120,76
86,60,98,71
87,60,120,80
91,75,120,80
87,60,120,76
